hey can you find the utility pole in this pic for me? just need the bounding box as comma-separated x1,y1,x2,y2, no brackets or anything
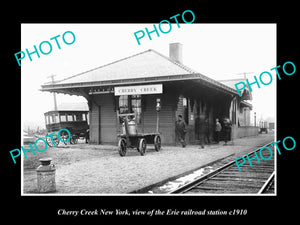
47,75,58,111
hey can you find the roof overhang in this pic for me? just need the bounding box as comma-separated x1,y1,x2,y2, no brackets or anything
240,100,253,110
241,88,252,101
40,73,239,97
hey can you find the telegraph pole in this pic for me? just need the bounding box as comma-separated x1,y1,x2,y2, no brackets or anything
47,75,58,111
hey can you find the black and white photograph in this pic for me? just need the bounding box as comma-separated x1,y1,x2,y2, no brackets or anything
21,23,276,195
4,6,298,224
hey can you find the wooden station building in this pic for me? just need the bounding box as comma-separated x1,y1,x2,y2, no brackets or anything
41,43,257,145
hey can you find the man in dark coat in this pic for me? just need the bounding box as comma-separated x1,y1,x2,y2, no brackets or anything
175,115,187,147
223,118,232,145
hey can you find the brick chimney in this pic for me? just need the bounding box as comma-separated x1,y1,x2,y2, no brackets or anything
169,43,183,64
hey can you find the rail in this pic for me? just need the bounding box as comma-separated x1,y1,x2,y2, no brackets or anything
168,141,275,194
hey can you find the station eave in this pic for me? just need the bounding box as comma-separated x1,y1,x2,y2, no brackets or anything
40,73,239,97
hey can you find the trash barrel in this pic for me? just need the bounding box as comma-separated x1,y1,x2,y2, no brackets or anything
36,158,56,193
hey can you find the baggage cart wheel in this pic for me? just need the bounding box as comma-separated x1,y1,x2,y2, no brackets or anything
70,135,78,144
138,138,146,156
118,138,127,157
154,135,161,151
46,135,60,147
59,130,71,145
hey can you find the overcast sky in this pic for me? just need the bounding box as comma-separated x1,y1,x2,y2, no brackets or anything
21,23,276,129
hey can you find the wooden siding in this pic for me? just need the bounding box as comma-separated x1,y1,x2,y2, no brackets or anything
90,100,100,144
88,92,237,145
89,94,118,144
143,94,175,145
89,93,175,145
99,94,118,144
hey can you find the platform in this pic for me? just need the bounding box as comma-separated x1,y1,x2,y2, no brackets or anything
22,133,275,194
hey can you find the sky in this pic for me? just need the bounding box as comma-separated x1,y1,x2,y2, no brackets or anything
21,23,276,129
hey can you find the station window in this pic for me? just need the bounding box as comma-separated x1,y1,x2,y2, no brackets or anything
67,115,73,121
74,114,80,121
82,113,86,121
119,95,129,113
131,95,142,124
118,95,142,124
60,115,67,122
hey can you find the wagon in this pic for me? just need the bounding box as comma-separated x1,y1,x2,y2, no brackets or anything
44,108,89,147
259,127,268,134
259,121,269,134
117,113,161,156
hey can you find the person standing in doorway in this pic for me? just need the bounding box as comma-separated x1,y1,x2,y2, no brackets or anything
215,118,222,144
175,115,187,148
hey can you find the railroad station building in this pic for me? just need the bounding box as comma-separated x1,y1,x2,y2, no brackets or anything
41,43,257,145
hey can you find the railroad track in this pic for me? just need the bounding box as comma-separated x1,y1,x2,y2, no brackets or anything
169,142,275,194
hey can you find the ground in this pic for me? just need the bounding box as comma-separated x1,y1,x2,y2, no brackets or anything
22,133,274,194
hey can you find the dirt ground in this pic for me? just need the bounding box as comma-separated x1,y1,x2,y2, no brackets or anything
22,133,275,194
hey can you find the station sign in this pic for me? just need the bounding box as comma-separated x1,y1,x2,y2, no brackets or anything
114,84,163,96
89,87,114,95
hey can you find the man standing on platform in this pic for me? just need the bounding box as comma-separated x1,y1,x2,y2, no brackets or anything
175,115,187,148
215,118,222,144
223,118,232,145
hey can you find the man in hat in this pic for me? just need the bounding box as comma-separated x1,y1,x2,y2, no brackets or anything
223,118,232,145
175,115,187,147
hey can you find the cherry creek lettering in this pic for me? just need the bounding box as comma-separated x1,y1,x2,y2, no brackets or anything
118,87,158,94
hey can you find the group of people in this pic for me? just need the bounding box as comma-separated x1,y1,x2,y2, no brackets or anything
175,115,231,148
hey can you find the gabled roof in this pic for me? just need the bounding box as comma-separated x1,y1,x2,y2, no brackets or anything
218,78,252,100
54,49,197,85
41,49,238,95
